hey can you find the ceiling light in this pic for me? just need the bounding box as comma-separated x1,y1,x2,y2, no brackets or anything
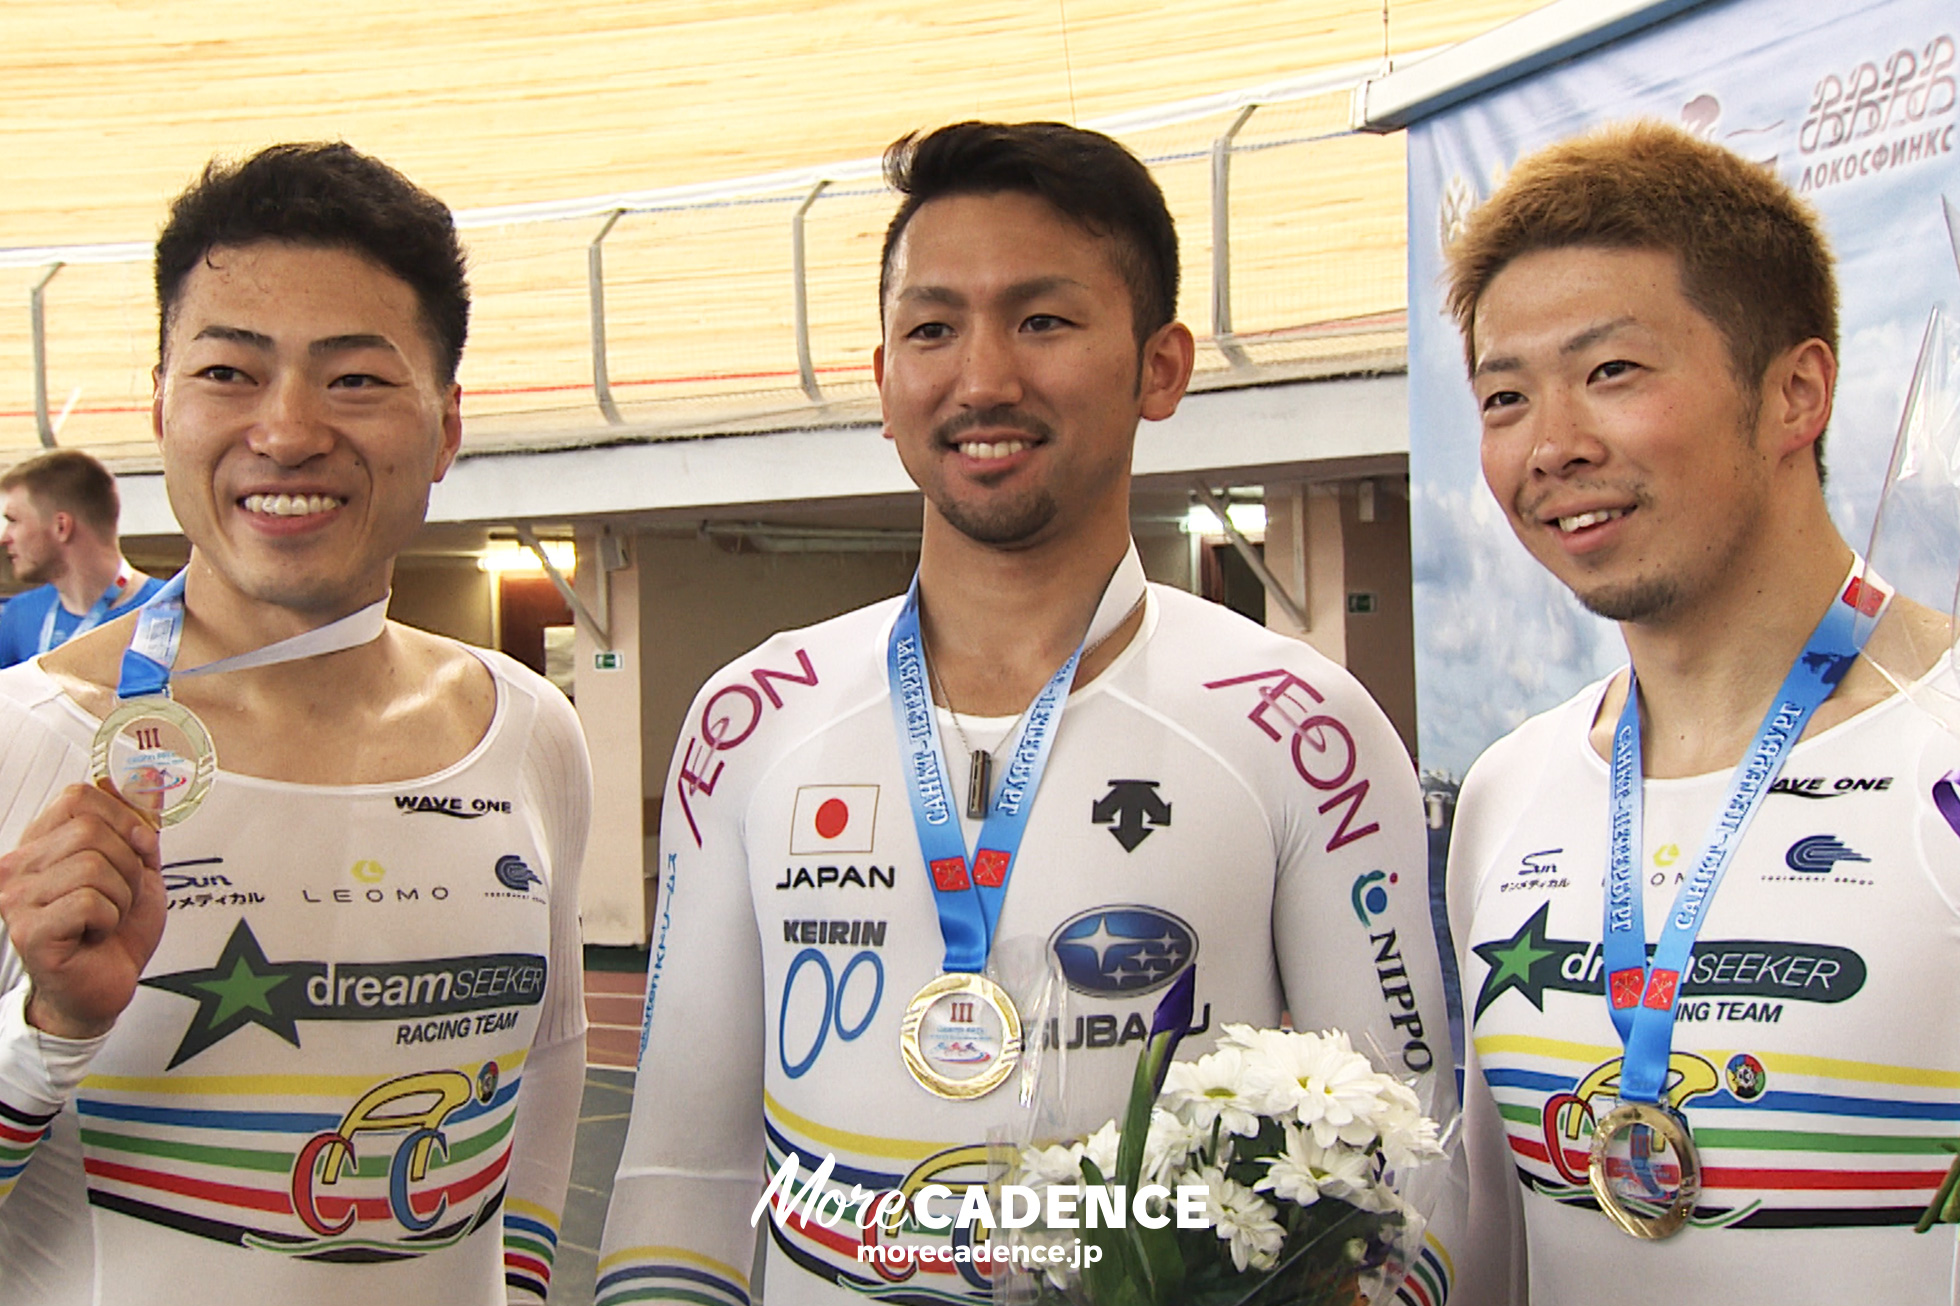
1182,502,1266,536
479,540,576,574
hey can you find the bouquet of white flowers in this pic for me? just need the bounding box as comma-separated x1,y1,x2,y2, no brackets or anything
997,968,1447,1306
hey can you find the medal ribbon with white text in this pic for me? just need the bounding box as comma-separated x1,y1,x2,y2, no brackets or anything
1603,563,1887,1106
886,549,1145,975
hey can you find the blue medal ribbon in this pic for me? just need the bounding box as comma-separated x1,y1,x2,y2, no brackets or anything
115,570,391,702
887,550,1144,975
1604,564,1886,1105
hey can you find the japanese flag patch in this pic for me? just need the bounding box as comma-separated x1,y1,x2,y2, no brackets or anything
790,785,880,855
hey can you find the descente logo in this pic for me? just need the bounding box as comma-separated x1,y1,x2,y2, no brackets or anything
752,1151,1208,1268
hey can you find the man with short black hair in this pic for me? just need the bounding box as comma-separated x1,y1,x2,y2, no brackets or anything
0,143,589,1305
1447,121,1960,1304
0,450,163,668
601,120,1454,1306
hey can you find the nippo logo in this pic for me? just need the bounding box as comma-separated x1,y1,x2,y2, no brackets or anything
790,785,879,855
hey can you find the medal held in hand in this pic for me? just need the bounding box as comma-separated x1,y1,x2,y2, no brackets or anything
93,570,392,829
90,697,216,828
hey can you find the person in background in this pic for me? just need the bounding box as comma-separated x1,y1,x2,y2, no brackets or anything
0,450,164,667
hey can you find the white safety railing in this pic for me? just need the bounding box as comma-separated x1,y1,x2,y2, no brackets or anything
0,60,1414,460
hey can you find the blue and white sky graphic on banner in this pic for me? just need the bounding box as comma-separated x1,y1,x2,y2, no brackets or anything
1408,0,1960,779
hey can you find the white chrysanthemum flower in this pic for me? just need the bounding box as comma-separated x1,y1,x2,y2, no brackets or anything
1018,1139,1088,1189
1253,1123,1326,1208
1219,1022,1292,1054
1245,1029,1394,1148
1375,1078,1446,1171
1142,1106,1205,1186
1081,1119,1122,1180
1163,1046,1264,1137
1255,1121,1380,1211
1189,1164,1286,1272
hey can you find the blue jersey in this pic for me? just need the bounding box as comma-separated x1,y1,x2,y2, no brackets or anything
0,575,165,667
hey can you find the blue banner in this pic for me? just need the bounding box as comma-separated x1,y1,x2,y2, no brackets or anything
1407,0,1960,782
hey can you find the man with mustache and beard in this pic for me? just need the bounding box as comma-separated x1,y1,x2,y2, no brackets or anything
1445,122,1960,1304
601,121,1455,1306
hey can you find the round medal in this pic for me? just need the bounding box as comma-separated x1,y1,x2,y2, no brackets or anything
89,697,216,828
1587,1100,1701,1240
899,973,1022,1100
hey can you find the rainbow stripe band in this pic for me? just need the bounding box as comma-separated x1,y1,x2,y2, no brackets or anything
504,1199,561,1300
596,1246,751,1306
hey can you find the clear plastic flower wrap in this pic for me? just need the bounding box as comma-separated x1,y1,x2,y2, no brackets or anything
1855,301,1960,725
990,964,1455,1306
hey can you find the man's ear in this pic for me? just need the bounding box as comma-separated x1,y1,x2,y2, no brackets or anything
1138,321,1195,423
432,384,464,482
152,364,166,452
873,344,895,441
1761,337,1835,467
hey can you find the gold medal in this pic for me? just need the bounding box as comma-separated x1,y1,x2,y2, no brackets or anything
1588,1100,1701,1240
89,697,216,828
899,972,1022,1100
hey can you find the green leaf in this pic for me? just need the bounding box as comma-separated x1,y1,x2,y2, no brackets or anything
1917,1149,1960,1233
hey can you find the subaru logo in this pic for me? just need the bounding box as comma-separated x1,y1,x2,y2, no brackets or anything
1050,905,1197,996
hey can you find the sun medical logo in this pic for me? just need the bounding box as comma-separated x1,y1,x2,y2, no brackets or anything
790,785,879,855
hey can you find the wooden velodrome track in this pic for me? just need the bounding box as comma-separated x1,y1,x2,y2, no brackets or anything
0,0,1536,465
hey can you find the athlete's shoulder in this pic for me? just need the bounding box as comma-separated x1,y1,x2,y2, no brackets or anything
661,598,900,854
413,635,584,757
1466,674,1612,782
1453,675,1612,863
1147,584,1357,670
747,594,901,660
0,656,75,725
466,638,562,702
0,661,89,846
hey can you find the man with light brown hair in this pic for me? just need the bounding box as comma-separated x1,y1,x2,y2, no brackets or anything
1445,120,1960,1304
0,451,162,667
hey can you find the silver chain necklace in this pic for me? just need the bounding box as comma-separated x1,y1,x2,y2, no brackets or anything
924,589,1148,820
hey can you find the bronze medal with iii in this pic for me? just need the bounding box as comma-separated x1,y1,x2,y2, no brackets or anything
1587,1100,1702,1239
899,972,1023,1100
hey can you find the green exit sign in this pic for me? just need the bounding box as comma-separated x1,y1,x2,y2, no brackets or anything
593,650,624,671
1346,592,1378,615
